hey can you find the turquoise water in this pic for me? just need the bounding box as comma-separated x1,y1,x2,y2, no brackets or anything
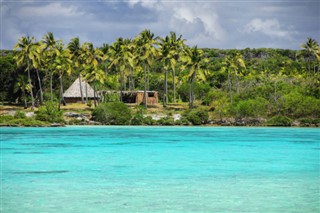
1,126,319,212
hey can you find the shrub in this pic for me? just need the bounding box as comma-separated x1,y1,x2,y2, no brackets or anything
5,118,48,127
36,101,64,123
14,110,27,119
267,115,292,126
0,115,14,123
186,108,209,125
131,106,145,125
157,116,175,126
92,102,131,125
236,97,269,118
143,116,156,125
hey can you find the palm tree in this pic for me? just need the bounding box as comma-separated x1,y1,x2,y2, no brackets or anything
108,38,126,101
14,75,30,109
82,42,105,106
222,53,246,104
52,42,72,110
42,32,60,101
169,32,185,103
158,35,171,106
68,37,85,104
181,46,206,108
14,35,41,110
135,29,158,108
300,37,319,80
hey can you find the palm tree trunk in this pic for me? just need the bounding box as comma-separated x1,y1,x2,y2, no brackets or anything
94,78,97,107
189,79,192,108
129,67,133,91
143,63,147,108
119,69,123,102
227,70,232,104
50,54,53,101
147,66,150,91
35,69,43,105
173,69,176,103
58,72,66,110
165,69,168,104
27,59,35,110
78,72,85,104
85,81,88,102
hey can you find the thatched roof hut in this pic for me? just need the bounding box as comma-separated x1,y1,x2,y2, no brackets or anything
63,77,97,103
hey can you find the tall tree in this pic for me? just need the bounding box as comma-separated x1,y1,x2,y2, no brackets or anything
222,53,246,104
42,32,59,101
135,29,158,108
300,37,319,82
169,32,185,103
181,46,207,108
68,37,85,104
82,42,106,107
52,42,72,110
14,75,30,109
14,36,41,110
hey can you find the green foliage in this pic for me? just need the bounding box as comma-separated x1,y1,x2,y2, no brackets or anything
14,110,27,119
267,115,292,126
36,101,64,123
143,116,157,125
235,97,269,118
4,118,48,127
185,107,209,125
0,115,14,123
92,102,131,125
299,118,320,127
157,116,175,126
131,106,145,125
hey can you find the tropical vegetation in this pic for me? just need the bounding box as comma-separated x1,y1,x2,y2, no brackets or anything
1,31,319,126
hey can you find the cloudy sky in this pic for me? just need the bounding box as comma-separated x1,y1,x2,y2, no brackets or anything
1,0,319,50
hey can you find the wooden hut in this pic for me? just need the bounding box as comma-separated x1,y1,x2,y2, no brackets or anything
122,91,158,105
99,90,158,105
63,77,98,103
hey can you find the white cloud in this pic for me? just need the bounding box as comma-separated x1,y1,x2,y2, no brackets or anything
243,18,295,38
18,2,83,17
125,0,227,47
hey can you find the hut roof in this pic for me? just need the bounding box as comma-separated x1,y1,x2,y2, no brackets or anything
63,77,95,98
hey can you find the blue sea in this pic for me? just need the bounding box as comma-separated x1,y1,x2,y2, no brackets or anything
1,127,319,212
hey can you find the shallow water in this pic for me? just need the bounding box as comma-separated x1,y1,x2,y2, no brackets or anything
1,126,319,212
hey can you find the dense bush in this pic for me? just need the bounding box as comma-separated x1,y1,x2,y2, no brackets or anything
92,102,131,125
0,115,14,123
267,115,292,126
157,116,175,125
14,110,27,119
5,118,48,127
235,97,269,118
185,108,209,125
36,101,64,123
131,106,145,125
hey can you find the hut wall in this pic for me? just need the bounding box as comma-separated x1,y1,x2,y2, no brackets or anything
135,92,158,105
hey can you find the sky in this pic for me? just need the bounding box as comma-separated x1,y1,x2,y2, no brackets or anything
1,0,319,50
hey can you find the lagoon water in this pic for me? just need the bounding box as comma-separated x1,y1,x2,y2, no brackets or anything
1,127,319,212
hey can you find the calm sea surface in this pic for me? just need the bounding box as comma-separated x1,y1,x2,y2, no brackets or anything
1,126,319,212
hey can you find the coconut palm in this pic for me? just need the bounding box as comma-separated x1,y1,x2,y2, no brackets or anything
82,42,106,106
14,75,30,109
222,53,246,104
181,46,207,108
14,35,41,110
42,32,60,101
168,32,185,103
68,37,85,104
134,29,158,108
300,37,319,80
108,38,126,101
52,42,72,110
